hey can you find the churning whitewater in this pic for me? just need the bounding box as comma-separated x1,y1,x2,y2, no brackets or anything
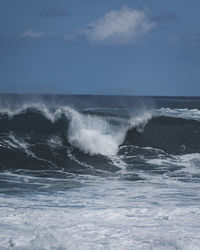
0,95,200,249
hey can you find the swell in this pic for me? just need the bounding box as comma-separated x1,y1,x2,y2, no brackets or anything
0,109,68,133
0,106,200,156
125,116,200,154
0,133,119,177
1,106,200,132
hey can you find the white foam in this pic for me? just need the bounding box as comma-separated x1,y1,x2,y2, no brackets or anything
67,109,152,156
5,134,34,157
0,178,200,249
67,113,123,156
155,108,200,121
147,153,200,176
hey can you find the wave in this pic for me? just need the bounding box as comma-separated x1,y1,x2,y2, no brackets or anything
0,104,152,156
0,104,200,156
155,107,200,121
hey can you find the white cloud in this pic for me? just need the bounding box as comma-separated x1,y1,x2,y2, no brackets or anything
20,29,44,39
84,7,155,45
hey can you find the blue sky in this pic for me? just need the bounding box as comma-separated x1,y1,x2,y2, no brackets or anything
0,0,200,95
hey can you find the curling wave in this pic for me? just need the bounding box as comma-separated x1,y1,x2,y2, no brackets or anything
0,104,152,156
0,105,200,156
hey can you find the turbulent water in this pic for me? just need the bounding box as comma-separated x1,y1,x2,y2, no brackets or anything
0,94,200,249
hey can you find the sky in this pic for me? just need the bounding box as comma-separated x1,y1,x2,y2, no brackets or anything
0,0,200,96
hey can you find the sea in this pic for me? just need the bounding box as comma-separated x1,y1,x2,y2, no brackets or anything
0,94,200,250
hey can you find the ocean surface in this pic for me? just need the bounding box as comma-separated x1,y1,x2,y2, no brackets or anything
0,94,200,249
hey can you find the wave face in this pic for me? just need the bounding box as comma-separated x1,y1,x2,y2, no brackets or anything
0,96,200,179
1,95,200,249
1,103,200,157
0,104,151,155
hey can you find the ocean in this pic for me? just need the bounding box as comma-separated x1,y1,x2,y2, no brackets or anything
0,94,200,249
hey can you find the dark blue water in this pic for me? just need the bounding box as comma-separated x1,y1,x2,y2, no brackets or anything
0,94,200,249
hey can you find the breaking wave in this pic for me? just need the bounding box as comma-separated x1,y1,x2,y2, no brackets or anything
0,104,152,156
1,96,200,249
0,104,200,157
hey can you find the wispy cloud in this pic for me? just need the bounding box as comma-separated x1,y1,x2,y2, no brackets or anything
83,7,155,45
20,29,44,39
39,8,68,17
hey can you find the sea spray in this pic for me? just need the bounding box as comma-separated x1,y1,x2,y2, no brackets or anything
67,108,152,156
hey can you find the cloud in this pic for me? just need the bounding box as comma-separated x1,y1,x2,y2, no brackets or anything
20,29,44,39
39,8,68,17
151,12,179,23
83,7,155,45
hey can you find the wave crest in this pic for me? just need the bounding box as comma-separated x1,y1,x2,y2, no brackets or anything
1,105,200,156
0,104,152,156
